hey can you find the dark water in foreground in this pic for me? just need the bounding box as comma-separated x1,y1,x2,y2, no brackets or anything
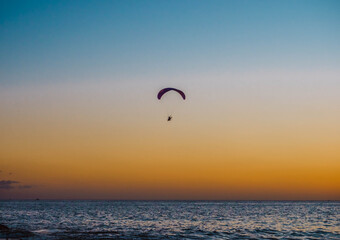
0,201,339,239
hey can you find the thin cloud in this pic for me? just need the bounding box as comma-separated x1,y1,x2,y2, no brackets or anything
0,180,19,189
0,180,34,190
18,185,33,189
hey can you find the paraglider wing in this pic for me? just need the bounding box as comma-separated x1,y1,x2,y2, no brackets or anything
157,88,186,100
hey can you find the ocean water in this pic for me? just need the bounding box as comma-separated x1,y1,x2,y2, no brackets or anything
0,201,339,239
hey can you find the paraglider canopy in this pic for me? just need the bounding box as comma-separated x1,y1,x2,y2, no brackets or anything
157,88,186,100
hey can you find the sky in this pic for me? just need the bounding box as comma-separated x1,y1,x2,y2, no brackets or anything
0,0,339,200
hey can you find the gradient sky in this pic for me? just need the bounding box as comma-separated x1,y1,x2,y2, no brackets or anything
1,0,339,200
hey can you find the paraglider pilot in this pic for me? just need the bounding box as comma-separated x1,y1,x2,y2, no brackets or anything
167,115,172,121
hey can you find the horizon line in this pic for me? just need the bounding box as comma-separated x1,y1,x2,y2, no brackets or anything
1,199,339,202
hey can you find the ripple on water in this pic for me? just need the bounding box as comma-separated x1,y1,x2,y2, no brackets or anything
0,201,339,239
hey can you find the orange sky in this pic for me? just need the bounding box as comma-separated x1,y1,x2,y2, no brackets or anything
1,70,339,200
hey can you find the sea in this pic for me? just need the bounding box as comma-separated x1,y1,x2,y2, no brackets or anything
0,201,339,239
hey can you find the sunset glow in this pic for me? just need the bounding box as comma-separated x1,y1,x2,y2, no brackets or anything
1,0,339,200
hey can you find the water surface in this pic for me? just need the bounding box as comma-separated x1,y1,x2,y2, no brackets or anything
1,201,339,239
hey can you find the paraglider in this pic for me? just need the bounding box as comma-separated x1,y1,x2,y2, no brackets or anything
157,88,186,100
157,88,185,121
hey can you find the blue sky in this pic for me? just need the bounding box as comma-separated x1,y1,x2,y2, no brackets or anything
1,0,339,86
